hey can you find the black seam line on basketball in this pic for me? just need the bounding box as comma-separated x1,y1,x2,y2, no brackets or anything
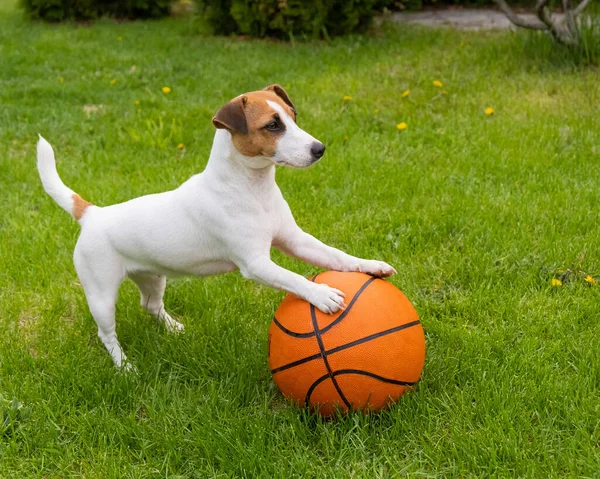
304,370,417,405
331,369,417,387
325,319,421,356
318,276,378,335
271,274,375,338
310,302,352,409
270,352,323,375
304,373,330,406
269,273,322,339
272,316,316,338
269,320,421,375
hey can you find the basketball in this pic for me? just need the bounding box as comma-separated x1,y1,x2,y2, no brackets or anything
268,271,425,416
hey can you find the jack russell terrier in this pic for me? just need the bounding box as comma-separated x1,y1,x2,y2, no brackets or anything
37,84,396,369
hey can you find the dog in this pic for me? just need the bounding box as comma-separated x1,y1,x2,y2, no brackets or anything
37,85,396,369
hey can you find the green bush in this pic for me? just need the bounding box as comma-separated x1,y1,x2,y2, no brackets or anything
21,0,173,21
195,0,378,38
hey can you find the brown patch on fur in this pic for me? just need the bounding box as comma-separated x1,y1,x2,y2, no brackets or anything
72,194,91,220
262,84,296,114
213,86,297,158
213,97,248,134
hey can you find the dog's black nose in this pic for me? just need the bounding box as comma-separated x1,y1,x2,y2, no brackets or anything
311,142,326,160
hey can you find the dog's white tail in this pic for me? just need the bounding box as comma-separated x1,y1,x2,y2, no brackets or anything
37,136,92,221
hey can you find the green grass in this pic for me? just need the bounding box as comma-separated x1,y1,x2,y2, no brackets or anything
1,1,600,476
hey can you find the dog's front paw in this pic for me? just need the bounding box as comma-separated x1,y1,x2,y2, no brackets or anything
119,361,139,375
309,283,347,314
359,260,397,278
164,315,184,333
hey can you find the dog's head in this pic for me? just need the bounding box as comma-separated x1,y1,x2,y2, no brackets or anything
212,85,325,168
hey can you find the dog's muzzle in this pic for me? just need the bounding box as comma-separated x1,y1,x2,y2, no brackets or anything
310,142,326,161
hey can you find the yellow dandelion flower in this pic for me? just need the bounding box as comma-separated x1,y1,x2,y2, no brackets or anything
110,79,117,85
551,278,563,286
584,275,596,284
396,122,407,131
162,86,171,94
177,143,185,150
343,95,352,101
485,107,495,116
135,100,140,105
373,109,379,114
433,80,443,88
59,77,64,83
401,90,410,98
117,36,123,41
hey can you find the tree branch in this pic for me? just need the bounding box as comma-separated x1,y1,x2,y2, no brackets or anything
562,0,577,33
536,0,553,29
573,0,593,16
496,0,583,45
493,0,548,30
536,0,579,45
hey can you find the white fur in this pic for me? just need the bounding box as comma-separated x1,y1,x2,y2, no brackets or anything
37,110,395,369
37,135,76,218
267,100,319,168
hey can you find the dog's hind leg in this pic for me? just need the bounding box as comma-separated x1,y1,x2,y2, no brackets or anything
128,273,183,333
74,242,130,369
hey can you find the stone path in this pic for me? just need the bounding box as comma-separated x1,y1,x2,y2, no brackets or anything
389,9,553,31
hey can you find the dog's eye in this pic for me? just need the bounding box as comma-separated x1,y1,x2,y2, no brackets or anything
265,121,280,131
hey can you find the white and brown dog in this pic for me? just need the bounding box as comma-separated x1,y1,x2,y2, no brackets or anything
37,85,396,369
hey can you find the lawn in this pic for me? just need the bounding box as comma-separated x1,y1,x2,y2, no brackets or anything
1,0,600,476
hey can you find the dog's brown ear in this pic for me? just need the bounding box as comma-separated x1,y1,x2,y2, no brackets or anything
263,84,296,115
212,96,248,134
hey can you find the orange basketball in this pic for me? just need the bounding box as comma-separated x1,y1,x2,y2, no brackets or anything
268,271,425,416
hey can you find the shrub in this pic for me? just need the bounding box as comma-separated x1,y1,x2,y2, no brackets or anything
21,0,173,21
386,0,498,9
194,0,379,38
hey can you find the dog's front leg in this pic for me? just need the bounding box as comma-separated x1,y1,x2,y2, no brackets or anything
275,228,396,277
238,255,347,314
